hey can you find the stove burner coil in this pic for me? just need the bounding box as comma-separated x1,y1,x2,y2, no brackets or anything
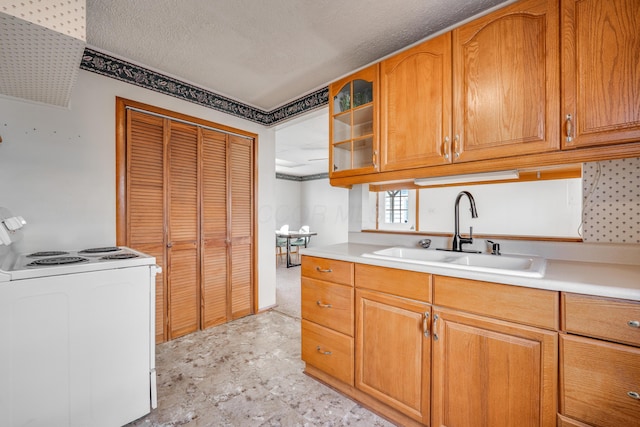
101,253,139,260
27,251,69,257
79,246,121,254
27,256,89,266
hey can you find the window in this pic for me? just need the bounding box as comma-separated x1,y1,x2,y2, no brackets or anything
384,190,409,223
373,188,416,231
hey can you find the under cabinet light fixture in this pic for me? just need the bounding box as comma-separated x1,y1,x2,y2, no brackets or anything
414,170,520,187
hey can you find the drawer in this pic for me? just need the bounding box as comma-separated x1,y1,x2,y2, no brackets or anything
563,293,640,347
301,319,354,385
302,278,354,336
301,256,353,286
433,275,559,330
557,414,593,427
355,263,431,302
560,334,640,427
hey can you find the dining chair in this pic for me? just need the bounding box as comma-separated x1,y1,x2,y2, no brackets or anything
276,224,289,265
290,225,310,263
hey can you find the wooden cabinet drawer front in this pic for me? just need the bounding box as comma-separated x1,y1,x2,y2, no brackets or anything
433,275,559,330
355,263,431,302
563,293,640,347
561,334,640,427
302,278,354,336
301,256,353,286
557,414,593,427
301,319,354,386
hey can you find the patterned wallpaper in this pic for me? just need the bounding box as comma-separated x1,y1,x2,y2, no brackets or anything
582,157,640,244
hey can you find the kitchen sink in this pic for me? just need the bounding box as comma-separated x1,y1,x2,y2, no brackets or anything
361,247,546,278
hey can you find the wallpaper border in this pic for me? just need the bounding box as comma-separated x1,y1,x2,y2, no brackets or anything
80,48,328,126
276,172,329,182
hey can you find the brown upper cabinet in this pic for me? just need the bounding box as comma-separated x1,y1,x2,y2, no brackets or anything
452,0,560,162
380,33,453,171
329,64,379,178
561,0,640,149
330,0,640,186
380,0,559,172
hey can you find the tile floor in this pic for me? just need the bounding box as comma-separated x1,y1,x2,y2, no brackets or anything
127,264,394,427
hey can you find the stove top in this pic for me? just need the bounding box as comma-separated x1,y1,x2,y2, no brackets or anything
0,246,155,281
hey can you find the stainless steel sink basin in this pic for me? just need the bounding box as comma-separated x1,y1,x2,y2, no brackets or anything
361,247,546,278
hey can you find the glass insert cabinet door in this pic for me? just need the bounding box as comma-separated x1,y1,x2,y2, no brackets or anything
329,64,379,177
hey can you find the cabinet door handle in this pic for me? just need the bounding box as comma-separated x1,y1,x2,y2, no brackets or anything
373,150,378,169
443,136,450,160
453,135,460,159
423,312,430,338
628,320,640,328
433,314,439,341
316,301,332,309
565,114,573,142
628,391,640,400
316,267,332,273
316,346,332,356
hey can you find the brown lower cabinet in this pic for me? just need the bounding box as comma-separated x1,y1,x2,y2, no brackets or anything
431,276,559,427
356,288,431,425
301,257,640,427
559,293,640,427
301,257,562,426
431,307,557,427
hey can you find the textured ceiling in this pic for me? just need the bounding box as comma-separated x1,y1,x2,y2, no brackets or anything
86,0,511,111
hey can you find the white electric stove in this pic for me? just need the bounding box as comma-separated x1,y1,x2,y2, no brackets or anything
0,208,159,427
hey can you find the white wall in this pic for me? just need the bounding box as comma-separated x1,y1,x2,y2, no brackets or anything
417,179,582,238
274,177,349,249
0,70,277,310
300,178,349,247
274,179,302,231
357,179,582,239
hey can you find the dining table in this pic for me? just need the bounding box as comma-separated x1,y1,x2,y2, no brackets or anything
276,230,317,268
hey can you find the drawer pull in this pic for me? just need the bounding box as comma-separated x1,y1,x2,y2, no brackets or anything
628,320,640,328
316,301,332,309
316,346,332,356
628,391,640,400
565,113,573,142
316,267,333,273
423,312,430,338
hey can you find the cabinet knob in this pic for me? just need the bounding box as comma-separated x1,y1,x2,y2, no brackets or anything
166,243,173,248
316,346,332,356
628,320,640,328
316,301,332,309
628,391,640,400
453,135,460,158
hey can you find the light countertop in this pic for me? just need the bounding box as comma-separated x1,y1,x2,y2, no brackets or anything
301,243,640,301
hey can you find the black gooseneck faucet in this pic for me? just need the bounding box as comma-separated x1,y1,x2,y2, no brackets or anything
452,191,478,252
